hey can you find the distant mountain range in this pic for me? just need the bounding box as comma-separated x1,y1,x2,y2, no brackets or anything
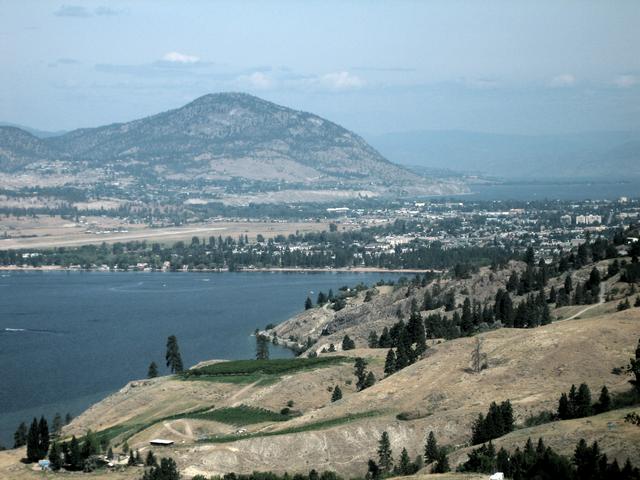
0,93,464,198
367,130,640,179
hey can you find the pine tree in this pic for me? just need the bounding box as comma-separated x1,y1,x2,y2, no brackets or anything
595,386,611,414
575,383,592,418
148,361,159,378
26,418,40,462
13,422,27,448
65,413,73,425
363,371,376,389
377,431,393,472
558,392,571,420
68,436,83,470
304,296,313,310
255,334,270,360
107,447,114,460
165,335,184,373
424,431,439,464
354,358,368,391
49,442,63,471
367,331,378,348
398,448,412,475
145,450,157,466
342,335,356,351
433,449,450,473
629,337,640,392
38,416,49,460
384,349,396,376
51,413,63,437
331,385,342,402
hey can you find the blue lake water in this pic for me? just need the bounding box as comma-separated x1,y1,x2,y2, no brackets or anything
0,271,401,446
449,180,640,201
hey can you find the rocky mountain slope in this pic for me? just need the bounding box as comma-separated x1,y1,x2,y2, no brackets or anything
0,93,465,198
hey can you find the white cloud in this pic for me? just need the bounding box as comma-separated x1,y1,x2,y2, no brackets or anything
319,71,364,90
54,5,91,17
238,72,275,90
613,74,638,88
161,52,200,64
549,73,576,87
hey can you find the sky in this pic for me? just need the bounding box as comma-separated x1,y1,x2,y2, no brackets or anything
1,0,639,135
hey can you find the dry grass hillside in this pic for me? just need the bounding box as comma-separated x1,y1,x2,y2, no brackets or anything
268,263,526,353
1,309,634,479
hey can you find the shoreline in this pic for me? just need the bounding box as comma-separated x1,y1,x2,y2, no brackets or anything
0,265,440,274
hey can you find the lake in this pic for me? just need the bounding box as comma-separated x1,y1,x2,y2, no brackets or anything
0,271,401,446
448,179,640,201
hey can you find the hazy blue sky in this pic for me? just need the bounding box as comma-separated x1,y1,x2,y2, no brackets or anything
1,0,639,135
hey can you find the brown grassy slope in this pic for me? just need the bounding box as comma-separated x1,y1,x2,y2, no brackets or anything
449,407,640,467
176,310,639,478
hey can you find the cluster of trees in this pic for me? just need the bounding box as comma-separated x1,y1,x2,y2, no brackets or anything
354,358,376,391
0,220,515,272
48,429,109,472
366,430,450,480
471,400,515,445
557,383,612,420
141,456,180,480
24,417,49,463
459,437,640,480
377,312,427,376
494,289,552,328
14,412,71,450
206,469,343,480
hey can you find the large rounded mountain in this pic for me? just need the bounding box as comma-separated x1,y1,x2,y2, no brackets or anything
0,93,465,195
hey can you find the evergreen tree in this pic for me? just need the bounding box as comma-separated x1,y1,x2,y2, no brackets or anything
558,392,571,420
305,296,313,310
145,450,158,466
384,349,396,376
67,436,83,470
424,431,439,464
378,327,392,348
148,361,159,378
49,442,63,471
317,291,327,305
142,457,180,480
38,416,49,460
366,459,381,480
354,358,368,391
256,334,270,360
433,450,450,473
107,447,114,460
331,385,342,402
564,275,573,294
377,431,393,472
594,386,611,414
398,448,412,475
26,418,40,462
165,335,184,373
629,337,640,392
13,422,27,449
127,449,137,466
574,383,592,418
367,331,378,348
341,335,356,351
363,371,376,389
65,413,73,425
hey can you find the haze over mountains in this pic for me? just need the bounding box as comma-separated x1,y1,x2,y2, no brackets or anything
0,93,464,201
368,130,640,179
